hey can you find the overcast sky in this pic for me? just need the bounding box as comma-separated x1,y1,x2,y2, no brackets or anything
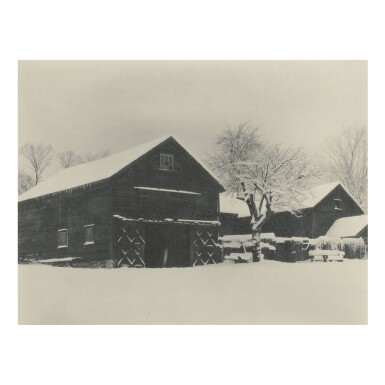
19,61,367,175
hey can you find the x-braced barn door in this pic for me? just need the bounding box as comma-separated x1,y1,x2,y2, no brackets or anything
191,226,219,266
115,222,145,267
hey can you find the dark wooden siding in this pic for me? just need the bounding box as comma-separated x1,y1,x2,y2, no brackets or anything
111,140,221,221
18,138,223,263
262,209,314,238
219,214,252,236
263,185,364,238
312,185,364,237
18,181,112,260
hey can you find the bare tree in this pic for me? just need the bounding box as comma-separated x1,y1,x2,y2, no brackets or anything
58,150,83,168
18,171,34,195
19,143,54,185
206,122,262,187
324,127,368,212
83,149,110,162
210,125,319,262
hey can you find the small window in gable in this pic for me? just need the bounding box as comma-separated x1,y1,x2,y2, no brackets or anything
160,154,174,171
334,199,342,210
84,224,95,245
58,229,68,248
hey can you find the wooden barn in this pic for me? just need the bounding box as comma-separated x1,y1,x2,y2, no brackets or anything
263,182,365,238
18,136,225,267
219,182,365,238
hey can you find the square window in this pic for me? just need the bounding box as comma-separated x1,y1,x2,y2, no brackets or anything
84,225,95,245
334,199,342,210
58,229,68,248
160,154,174,171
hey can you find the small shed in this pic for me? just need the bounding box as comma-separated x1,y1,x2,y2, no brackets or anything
326,215,368,244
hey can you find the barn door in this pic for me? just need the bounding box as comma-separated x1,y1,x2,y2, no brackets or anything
115,221,145,267
191,226,219,266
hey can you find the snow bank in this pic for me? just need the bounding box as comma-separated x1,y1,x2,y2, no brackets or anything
18,260,368,324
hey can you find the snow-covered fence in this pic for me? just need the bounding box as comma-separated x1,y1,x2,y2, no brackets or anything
219,233,278,259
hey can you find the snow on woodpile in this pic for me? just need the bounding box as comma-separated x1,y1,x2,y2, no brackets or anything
219,193,251,217
275,237,291,244
291,237,310,244
261,233,276,243
18,135,222,202
220,234,251,243
226,252,253,263
220,233,276,250
311,236,343,250
221,233,276,243
326,215,368,238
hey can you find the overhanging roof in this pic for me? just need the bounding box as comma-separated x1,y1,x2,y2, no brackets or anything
19,135,223,202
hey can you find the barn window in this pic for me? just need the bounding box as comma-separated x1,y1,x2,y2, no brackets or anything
84,224,95,245
334,199,342,210
160,154,174,171
57,229,68,248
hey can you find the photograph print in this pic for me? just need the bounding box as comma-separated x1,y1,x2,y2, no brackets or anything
18,61,368,324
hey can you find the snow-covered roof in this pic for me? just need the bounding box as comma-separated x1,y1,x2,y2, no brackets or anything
219,181,363,217
19,135,223,202
301,181,364,212
326,215,368,238
219,193,250,218
299,181,340,208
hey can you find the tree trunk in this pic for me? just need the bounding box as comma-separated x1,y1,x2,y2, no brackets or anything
252,229,262,262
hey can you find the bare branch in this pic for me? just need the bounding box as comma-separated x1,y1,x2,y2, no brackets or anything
324,127,367,212
210,123,320,261
19,143,54,185
18,170,34,195
58,150,84,168
83,149,110,162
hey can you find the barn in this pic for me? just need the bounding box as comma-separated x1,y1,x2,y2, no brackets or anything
219,182,365,238
18,135,225,267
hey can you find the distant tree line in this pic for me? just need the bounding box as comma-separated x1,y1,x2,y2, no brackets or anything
18,143,110,195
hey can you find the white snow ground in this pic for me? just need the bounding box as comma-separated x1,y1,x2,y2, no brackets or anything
18,259,367,324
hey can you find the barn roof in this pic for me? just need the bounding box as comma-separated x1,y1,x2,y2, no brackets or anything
219,181,364,217
301,181,364,212
18,135,223,202
326,215,368,238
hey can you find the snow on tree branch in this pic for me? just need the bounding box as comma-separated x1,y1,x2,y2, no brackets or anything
208,124,320,261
